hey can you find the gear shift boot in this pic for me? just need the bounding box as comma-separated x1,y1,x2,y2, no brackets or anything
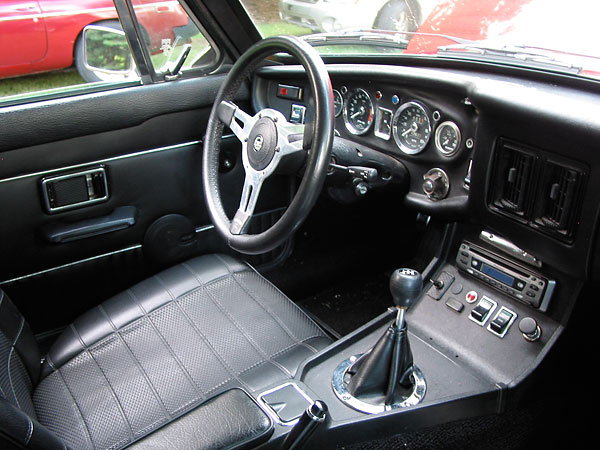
332,268,427,414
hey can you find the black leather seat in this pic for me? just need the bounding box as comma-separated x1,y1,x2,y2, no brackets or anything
0,254,331,450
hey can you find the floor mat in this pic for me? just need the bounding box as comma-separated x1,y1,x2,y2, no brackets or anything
297,271,393,336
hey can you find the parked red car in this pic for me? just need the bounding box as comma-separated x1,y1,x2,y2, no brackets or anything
405,0,600,78
0,0,190,81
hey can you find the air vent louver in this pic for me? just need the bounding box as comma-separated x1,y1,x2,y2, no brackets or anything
492,141,537,218
534,162,581,237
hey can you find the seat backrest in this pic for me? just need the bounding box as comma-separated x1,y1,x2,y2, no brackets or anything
0,289,67,449
0,289,40,418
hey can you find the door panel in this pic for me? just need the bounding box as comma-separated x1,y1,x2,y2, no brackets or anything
0,77,292,334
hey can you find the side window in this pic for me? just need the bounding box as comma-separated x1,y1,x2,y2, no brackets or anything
0,0,218,104
130,0,216,79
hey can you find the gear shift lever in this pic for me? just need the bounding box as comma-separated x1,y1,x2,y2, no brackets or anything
336,268,425,410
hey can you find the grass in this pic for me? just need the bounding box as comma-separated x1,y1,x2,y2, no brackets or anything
0,69,85,99
256,21,312,37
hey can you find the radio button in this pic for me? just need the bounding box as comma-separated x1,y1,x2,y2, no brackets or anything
530,285,539,291
515,281,525,290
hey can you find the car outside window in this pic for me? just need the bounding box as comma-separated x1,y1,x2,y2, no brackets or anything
242,0,600,81
0,0,218,104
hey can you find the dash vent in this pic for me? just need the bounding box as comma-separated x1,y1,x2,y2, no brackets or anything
491,140,537,219
533,162,582,239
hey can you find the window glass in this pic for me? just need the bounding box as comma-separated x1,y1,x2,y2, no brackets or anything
0,0,217,104
0,1,139,102
130,0,215,78
242,0,600,81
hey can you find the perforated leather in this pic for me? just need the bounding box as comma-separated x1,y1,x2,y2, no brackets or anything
32,254,330,450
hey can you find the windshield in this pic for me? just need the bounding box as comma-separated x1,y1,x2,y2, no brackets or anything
241,0,600,80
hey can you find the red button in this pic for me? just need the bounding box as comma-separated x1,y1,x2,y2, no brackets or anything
465,290,478,303
279,87,288,96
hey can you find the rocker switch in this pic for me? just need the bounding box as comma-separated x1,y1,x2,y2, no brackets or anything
469,296,497,326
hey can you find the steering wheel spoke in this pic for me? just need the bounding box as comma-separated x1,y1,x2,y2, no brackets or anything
278,122,306,156
217,100,256,143
230,171,264,235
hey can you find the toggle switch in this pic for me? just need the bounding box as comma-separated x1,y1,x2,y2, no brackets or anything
469,296,497,326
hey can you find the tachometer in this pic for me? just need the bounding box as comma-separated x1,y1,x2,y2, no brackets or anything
392,101,431,154
333,89,343,117
343,88,373,135
435,121,461,156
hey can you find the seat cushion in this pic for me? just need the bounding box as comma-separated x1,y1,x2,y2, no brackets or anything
32,254,331,450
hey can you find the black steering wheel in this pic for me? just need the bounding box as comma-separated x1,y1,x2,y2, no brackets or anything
202,36,334,255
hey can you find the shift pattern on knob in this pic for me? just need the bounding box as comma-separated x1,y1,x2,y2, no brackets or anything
390,268,423,309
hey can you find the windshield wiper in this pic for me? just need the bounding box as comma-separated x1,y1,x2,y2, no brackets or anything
303,29,473,50
303,30,410,49
437,43,582,73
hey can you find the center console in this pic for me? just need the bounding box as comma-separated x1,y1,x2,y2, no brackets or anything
248,225,566,448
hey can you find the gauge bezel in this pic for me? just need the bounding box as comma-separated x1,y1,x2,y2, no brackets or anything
343,88,374,136
435,121,462,156
392,101,432,155
333,89,343,117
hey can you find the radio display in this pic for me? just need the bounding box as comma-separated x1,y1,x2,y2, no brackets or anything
481,263,514,286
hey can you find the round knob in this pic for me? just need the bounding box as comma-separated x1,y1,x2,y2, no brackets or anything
518,317,541,342
390,268,423,309
423,168,450,200
354,181,368,196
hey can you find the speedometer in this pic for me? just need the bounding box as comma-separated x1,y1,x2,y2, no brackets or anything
343,88,373,135
392,101,432,154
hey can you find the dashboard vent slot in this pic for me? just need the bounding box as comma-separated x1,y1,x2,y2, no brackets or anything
491,140,537,218
534,162,582,238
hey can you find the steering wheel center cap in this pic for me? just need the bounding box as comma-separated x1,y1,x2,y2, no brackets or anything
247,117,278,171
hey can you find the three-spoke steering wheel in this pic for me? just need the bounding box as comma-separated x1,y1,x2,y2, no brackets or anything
202,36,334,255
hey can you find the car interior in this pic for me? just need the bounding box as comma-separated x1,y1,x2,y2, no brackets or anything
0,0,597,449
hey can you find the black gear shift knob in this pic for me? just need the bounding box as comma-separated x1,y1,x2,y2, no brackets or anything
390,268,423,309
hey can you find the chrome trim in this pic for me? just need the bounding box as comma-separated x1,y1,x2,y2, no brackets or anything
487,306,518,338
0,140,203,184
343,88,374,136
0,244,142,285
392,101,431,155
374,107,392,141
468,296,498,327
435,121,461,157
257,382,315,426
41,167,109,213
332,354,426,414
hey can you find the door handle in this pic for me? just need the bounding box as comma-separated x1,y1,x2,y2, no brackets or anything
42,206,137,244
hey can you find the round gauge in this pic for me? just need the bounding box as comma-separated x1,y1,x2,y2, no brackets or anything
435,121,461,156
343,88,374,135
333,89,343,117
392,101,432,154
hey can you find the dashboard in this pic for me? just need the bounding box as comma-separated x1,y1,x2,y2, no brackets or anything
253,63,600,320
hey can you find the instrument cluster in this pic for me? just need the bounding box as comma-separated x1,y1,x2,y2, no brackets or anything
333,86,469,158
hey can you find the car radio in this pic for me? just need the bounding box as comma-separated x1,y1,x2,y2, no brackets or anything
456,241,555,311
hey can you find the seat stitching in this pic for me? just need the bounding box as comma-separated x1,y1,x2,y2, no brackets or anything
215,253,323,353
232,271,319,353
152,273,252,392
7,317,25,409
51,366,96,450
97,303,173,421
70,324,136,444
125,289,206,405
242,258,328,336
181,262,292,378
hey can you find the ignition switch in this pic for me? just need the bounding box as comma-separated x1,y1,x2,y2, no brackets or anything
423,168,450,200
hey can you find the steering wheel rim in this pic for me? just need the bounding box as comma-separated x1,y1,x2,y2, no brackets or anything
202,36,334,255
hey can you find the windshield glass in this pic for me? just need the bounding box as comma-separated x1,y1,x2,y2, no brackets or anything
241,0,600,80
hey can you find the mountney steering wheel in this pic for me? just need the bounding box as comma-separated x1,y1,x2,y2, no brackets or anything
202,36,334,255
